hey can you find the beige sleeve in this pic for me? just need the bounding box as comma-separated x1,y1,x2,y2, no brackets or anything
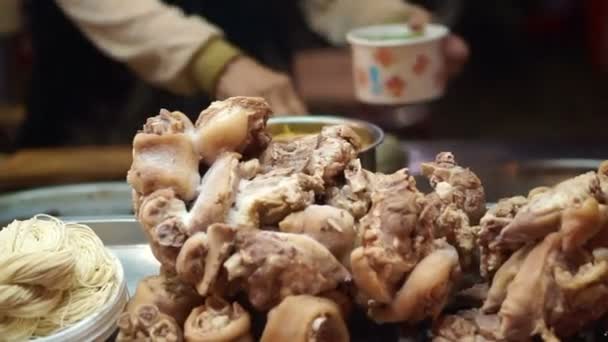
56,0,225,95
300,0,413,46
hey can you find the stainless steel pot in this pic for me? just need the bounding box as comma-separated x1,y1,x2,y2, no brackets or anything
267,116,385,171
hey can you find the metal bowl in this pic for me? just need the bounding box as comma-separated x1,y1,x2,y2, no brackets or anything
267,116,385,171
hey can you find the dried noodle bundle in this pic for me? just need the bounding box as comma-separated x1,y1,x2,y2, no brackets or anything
0,215,118,340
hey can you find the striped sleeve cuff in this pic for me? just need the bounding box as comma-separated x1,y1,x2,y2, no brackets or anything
190,38,242,96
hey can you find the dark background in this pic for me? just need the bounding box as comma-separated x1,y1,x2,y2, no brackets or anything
0,0,606,151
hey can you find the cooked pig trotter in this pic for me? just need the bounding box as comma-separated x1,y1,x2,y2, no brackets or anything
193,96,271,164
224,231,351,310
279,205,356,263
184,297,252,342
261,295,349,342
128,133,200,201
369,243,461,323
187,152,241,234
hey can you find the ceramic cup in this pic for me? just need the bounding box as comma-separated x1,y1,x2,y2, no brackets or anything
347,23,449,105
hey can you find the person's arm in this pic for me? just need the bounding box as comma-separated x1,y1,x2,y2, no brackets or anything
300,0,420,46
55,0,240,96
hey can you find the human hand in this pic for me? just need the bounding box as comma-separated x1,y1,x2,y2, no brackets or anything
407,5,470,79
216,56,307,115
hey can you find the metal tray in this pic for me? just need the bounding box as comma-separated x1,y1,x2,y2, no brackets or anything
479,158,604,201
0,182,132,226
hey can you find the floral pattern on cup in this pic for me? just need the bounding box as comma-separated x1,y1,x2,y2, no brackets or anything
370,66,382,95
355,67,368,88
374,48,394,68
412,54,430,76
385,75,406,97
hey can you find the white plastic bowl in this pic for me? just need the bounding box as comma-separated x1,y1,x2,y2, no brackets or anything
33,252,128,342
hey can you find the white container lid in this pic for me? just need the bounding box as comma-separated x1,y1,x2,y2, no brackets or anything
347,23,449,47
32,253,128,342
